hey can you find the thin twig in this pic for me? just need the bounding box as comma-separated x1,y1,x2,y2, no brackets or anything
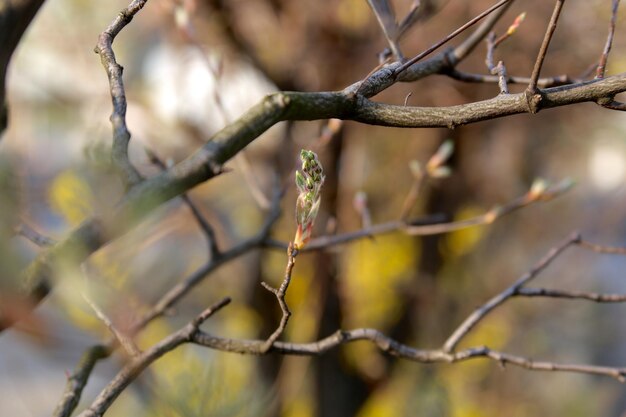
77,297,231,417
51,187,282,417
579,239,626,255
446,69,575,88
596,0,620,79
52,345,110,417
82,294,141,357
131,187,282,332
442,231,580,353
265,183,571,252
517,287,626,303
395,0,514,77
15,223,56,247
146,149,221,257
94,0,147,188
260,242,298,353
527,0,566,93
452,0,515,62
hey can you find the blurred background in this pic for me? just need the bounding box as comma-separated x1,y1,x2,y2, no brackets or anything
2,0,626,416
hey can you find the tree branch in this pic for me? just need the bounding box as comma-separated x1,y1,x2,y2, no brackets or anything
76,297,230,417
94,0,147,187
0,0,46,135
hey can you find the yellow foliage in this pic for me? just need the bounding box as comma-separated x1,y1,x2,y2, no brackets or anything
443,206,487,258
337,0,371,33
342,234,418,329
357,374,411,417
48,169,94,225
221,302,262,339
283,396,315,417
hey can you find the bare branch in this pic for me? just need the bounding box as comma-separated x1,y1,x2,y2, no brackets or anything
260,243,298,353
94,0,147,187
192,329,626,382
446,69,576,88
83,294,140,357
52,345,110,417
131,186,282,332
147,150,221,257
15,223,55,247
596,0,621,79
527,0,566,93
77,297,231,417
395,0,514,77
517,287,626,303
0,0,46,135
442,232,580,353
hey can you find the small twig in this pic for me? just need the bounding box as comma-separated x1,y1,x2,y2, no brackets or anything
15,223,56,247
399,165,425,220
596,0,620,79
527,0,566,93
446,69,575,88
578,239,626,255
597,98,626,111
260,242,298,353
146,149,220,257
442,231,580,353
395,0,514,78
485,32,509,94
517,287,626,303
82,294,141,357
77,297,231,417
52,345,110,417
266,182,572,252
452,0,515,62
94,0,147,188
132,186,283,332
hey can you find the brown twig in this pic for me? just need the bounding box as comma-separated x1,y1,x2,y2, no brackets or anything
131,186,282,332
51,187,282,417
52,345,110,417
260,242,298,353
578,239,626,255
265,181,572,252
192,328,626,382
146,149,221,257
596,0,620,79
517,287,626,303
443,232,580,353
94,0,146,188
446,69,575,88
485,32,509,94
76,297,231,417
527,0,566,93
395,0,514,78
82,294,141,357
15,223,56,247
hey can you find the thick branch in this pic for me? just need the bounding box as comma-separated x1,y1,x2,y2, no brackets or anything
0,0,46,135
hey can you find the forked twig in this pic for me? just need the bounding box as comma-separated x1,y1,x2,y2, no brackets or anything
260,242,299,353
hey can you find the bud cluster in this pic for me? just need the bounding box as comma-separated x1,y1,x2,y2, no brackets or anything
294,150,325,249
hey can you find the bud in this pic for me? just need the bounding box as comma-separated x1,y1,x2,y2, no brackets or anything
294,150,325,249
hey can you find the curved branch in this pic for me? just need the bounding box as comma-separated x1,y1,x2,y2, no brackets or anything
0,0,46,135
191,329,626,382
94,0,147,187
